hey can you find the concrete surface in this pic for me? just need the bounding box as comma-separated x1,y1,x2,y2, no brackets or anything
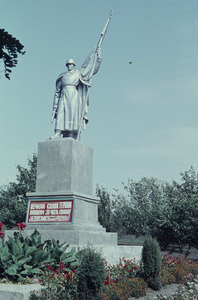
35,138,93,195
0,283,42,300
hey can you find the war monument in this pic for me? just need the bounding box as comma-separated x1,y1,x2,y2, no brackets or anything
23,11,141,263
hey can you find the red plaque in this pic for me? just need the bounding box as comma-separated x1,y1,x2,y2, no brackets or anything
26,199,74,224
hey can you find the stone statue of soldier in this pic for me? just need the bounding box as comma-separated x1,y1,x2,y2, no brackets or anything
50,47,102,140
50,11,112,140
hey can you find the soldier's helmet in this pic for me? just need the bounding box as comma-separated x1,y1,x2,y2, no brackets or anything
66,59,76,66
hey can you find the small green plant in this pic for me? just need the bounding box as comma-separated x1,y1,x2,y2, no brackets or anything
77,245,106,299
141,237,162,290
0,225,78,282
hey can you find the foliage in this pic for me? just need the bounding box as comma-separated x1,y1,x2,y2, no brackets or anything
103,257,147,299
30,262,77,300
0,228,78,282
105,257,139,282
98,166,198,252
0,153,37,228
97,177,165,236
141,237,162,290
125,278,148,298
168,266,190,284
159,269,176,286
97,186,113,232
102,278,148,300
0,28,25,79
121,177,164,236
77,246,106,299
157,276,198,299
160,254,198,286
155,168,198,251
189,261,198,276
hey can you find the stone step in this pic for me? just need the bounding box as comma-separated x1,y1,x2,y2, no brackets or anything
0,283,42,300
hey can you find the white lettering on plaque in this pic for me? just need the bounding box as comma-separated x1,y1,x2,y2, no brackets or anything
30,210,45,215
31,203,45,209
51,210,58,215
47,203,59,209
59,209,71,214
59,202,72,208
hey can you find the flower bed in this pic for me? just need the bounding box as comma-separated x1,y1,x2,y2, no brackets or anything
1,224,198,299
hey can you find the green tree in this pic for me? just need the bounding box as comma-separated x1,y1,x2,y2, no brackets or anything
111,189,136,235
110,178,164,236
123,177,164,236
0,29,25,79
103,168,198,252
96,185,113,232
0,153,37,228
155,167,198,251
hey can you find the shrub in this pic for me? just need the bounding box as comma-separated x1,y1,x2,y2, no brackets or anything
102,278,147,300
161,256,191,284
105,257,139,282
141,237,162,290
159,269,176,286
161,254,181,268
30,262,77,300
168,265,190,284
102,280,132,300
125,277,148,298
189,260,198,276
76,246,106,299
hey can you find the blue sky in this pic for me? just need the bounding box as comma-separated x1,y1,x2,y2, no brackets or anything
1,0,198,193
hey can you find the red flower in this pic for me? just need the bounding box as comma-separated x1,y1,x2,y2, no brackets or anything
0,232,4,238
0,223,3,231
104,280,110,285
17,222,26,231
59,262,66,271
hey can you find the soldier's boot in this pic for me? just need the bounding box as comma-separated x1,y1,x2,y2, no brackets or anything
50,130,61,139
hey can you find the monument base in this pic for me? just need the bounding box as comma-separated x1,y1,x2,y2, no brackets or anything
25,191,118,247
5,138,143,265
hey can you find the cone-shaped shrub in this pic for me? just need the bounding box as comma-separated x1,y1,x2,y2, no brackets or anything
77,246,106,299
141,237,162,290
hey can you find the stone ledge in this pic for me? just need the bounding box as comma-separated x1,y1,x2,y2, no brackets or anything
0,283,42,300
27,191,99,203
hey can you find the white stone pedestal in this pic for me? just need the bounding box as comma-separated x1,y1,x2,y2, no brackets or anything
35,138,93,195
5,138,143,264
24,138,118,254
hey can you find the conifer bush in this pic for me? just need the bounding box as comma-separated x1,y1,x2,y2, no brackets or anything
76,246,106,299
141,237,162,290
